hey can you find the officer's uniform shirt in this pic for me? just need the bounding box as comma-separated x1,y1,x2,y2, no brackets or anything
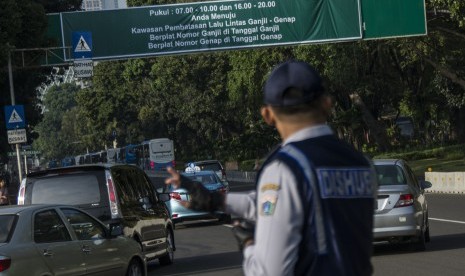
225,124,376,276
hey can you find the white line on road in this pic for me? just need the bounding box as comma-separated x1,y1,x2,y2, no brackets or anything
429,217,465,224
156,265,243,276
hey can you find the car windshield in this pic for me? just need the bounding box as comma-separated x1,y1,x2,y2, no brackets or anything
0,215,16,243
375,165,407,186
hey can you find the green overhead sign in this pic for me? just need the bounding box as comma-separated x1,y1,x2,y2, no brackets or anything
362,0,427,39
50,0,363,61
44,0,426,63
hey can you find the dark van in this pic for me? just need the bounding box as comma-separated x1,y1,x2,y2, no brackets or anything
17,164,175,265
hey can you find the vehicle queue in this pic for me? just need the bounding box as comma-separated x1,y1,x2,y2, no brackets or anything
50,138,175,171
2,157,435,276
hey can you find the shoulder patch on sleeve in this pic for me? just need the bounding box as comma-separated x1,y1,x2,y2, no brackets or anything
259,183,279,216
261,183,280,192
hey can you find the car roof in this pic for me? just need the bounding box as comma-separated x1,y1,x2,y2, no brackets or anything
182,170,217,176
192,160,222,164
26,163,137,177
0,204,78,215
373,159,406,166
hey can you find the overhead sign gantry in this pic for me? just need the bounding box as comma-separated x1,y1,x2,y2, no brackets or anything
49,0,363,61
34,0,427,65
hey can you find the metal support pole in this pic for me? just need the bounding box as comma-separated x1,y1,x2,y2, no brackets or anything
23,152,28,175
8,50,23,184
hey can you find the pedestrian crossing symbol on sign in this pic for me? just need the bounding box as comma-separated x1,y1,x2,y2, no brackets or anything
75,36,91,52
72,31,93,59
4,105,26,130
8,109,23,124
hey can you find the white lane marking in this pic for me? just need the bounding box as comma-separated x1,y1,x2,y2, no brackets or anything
429,217,465,224
154,265,243,276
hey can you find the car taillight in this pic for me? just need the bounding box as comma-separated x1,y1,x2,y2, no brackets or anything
0,256,11,272
106,172,120,218
395,194,414,207
17,186,25,205
170,192,181,201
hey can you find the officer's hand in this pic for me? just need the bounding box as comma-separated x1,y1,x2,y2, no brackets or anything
165,167,225,212
232,220,255,251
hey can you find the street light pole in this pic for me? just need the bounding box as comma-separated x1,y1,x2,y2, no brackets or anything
8,48,23,184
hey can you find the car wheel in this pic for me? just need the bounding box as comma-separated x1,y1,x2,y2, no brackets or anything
126,259,143,276
159,230,174,265
412,227,426,251
425,224,431,243
219,214,232,224
425,215,431,243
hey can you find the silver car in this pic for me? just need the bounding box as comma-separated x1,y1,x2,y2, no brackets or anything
0,204,146,276
373,159,432,250
162,170,231,224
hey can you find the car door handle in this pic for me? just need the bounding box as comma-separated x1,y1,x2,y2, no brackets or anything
43,249,54,257
81,245,92,254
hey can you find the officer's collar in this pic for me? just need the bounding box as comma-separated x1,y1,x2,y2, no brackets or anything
283,124,334,146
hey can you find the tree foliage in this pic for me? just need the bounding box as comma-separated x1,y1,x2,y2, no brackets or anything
33,83,81,160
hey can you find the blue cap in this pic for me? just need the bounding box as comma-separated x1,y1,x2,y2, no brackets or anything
263,61,324,107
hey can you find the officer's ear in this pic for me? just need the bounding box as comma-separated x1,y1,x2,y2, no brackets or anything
321,94,333,119
261,106,276,126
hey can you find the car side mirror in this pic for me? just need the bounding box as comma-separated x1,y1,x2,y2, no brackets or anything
420,180,433,190
109,224,123,238
158,193,171,202
222,180,230,191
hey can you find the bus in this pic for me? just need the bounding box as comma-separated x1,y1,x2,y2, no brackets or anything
149,138,175,171
122,144,138,164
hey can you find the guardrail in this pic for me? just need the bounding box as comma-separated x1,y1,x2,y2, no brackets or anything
425,172,465,194
225,171,257,183
146,170,465,194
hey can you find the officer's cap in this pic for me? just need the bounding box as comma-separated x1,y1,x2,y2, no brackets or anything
263,60,324,107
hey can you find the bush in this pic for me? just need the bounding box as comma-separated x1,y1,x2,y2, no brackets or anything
239,159,256,171
372,144,465,161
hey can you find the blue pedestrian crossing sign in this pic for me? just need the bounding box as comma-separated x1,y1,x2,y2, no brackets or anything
72,31,93,59
4,105,26,130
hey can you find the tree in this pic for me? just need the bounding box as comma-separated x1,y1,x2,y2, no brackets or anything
148,53,233,160
0,0,82,165
33,83,81,160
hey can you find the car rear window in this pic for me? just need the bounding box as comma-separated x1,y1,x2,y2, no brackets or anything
29,174,101,205
184,173,219,185
197,163,222,171
0,215,16,243
375,165,406,186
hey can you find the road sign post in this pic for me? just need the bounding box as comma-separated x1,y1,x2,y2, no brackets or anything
4,105,26,130
74,59,93,78
6,51,23,184
7,129,27,144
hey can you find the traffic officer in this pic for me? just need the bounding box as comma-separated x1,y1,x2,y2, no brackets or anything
166,60,377,276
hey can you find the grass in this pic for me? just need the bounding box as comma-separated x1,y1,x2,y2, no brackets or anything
237,144,465,178
409,158,465,177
